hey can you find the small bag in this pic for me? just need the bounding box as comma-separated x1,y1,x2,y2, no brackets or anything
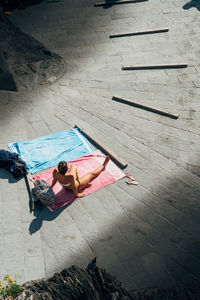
32,179,55,206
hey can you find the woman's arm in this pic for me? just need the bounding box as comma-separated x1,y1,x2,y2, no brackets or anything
51,169,58,188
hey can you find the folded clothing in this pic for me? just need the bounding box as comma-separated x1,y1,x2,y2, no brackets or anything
32,150,125,211
0,149,26,179
8,128,93,173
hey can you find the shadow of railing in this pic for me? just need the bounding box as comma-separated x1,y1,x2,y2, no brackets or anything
183,0,200,11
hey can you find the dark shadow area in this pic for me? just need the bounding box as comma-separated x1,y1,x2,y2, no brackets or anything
0,0,44,11
29,200,74,234
130,279,200,299
0,168,34,213
100,0,146,9
0,51,17,91
103,0,118,9
24,173,34,213
0,168,23,183
183,0,200,11
17,0,44,10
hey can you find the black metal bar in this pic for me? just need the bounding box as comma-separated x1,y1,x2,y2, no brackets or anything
122,64,188,70
95,0,148,7
112,96,179,119
110,28,169,38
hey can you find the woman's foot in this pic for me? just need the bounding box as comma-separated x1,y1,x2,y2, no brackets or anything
103,156,110,168
77,193,85,198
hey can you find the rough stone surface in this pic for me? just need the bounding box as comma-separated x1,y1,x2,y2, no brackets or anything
15,263,133,300
0,0,200,294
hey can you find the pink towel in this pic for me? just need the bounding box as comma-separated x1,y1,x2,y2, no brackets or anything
32,150,125,211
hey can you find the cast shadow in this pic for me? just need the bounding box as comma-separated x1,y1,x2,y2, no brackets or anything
183,0,200,11
0,169,35,213
103,0,119,9
0,168,22,183
17,0,44,10
29,180,93,234
1,0,44,11
0,0,43,11
29,200,74,235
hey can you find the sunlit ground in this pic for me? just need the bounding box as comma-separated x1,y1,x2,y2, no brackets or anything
0,0,200,292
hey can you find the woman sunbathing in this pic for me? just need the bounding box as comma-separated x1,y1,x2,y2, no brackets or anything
51,156,110,197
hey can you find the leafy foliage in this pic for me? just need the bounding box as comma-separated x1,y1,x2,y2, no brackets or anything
0,274,22,299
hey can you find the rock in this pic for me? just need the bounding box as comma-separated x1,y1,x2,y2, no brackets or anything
40,61,51,69
51,65,61,75
27,64,37,73
42,49,53,56
47,76,57,83
15,263,133,300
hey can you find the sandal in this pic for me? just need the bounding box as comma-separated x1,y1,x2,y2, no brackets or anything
126,178,138,185
126,173,136,181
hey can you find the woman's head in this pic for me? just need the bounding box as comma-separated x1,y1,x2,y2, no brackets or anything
58,161,68,175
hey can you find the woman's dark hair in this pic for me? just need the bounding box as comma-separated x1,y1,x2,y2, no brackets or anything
58,161,68,175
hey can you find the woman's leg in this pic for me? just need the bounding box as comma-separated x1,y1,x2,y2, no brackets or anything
79,156,110,188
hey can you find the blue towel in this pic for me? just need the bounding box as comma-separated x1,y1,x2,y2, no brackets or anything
8,128,93,173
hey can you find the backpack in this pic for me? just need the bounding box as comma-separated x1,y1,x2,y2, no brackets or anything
32,179,55,206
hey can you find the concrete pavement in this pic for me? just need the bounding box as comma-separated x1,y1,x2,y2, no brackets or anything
0,0,200,292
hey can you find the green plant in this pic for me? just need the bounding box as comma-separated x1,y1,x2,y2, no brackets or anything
0,274,22,299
